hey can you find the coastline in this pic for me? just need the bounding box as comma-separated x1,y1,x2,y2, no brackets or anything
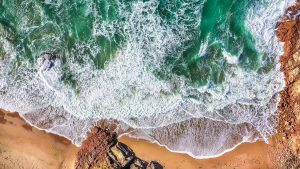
0,109,275,168
276,0,300,165
119,133,260,160
0,0,300,169
0,2,298,168
120,137,274,169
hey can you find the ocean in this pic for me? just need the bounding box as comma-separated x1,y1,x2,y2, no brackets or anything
0,0,294,158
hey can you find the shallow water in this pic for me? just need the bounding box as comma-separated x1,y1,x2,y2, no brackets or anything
0,0,294,157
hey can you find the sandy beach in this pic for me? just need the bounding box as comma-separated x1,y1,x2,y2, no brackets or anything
0,109,275,169
0,109,78,169
1,0,299,168
120,137,274,169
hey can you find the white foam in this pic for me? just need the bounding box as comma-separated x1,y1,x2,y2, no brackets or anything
0,0,292,158
198,36,209,58
246,0,295,58
123,117,261,158
222,49,238,64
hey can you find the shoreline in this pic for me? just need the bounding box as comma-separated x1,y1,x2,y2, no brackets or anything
1,107,267,160
120,133,261,160
120,137,274,169
276,0,300,165
1,106,267,160
0,109,275,168
0,1,298,168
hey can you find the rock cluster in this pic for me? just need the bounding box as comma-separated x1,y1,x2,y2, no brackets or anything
276,0,300,167
75,126,163,169
106,142,162,169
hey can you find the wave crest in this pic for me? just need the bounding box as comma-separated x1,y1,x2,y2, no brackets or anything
0,0,292,157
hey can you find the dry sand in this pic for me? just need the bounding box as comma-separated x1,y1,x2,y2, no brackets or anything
0,109,275,169
0,109,78,169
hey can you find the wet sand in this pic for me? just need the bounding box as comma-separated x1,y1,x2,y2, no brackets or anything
120,137,274,169
0,109,275,169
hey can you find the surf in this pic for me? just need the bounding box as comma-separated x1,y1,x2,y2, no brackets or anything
0,0,294,158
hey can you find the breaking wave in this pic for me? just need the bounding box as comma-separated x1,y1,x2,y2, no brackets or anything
0,0,294,158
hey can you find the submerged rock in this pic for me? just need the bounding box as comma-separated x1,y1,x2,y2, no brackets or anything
37,52,57,71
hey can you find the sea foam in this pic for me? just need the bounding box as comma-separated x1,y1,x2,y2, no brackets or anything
0,0,294,158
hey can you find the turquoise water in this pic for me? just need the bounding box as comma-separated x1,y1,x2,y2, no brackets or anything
0,0,272,87
0,0,291,158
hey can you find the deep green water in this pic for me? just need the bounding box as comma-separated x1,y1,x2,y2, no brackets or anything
0,0,290,158
0,0,273,87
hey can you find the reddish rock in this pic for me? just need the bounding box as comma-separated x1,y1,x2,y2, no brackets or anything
75,124,163,169
75,126,117,169
276,0,300,167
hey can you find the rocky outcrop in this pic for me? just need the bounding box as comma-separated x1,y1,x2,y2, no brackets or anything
75,125,163,169
106,142,161,169
106,142,135,168
146,161,163,169
276,0,300,167
75,126,116,169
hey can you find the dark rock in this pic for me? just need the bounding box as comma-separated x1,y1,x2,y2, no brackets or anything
129,158,148,169
75,125,163,169
108,142,135,168
147,161,163,169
